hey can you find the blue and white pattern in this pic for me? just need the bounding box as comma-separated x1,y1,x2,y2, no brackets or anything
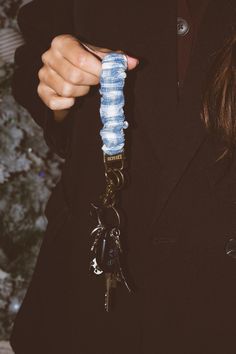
99,53,128,156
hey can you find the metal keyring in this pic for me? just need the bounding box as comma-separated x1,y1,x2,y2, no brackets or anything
90,203,121,229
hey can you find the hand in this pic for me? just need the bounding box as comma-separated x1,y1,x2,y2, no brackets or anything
37,34,139,121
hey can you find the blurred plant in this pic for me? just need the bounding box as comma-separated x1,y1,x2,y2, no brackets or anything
0,0,64,339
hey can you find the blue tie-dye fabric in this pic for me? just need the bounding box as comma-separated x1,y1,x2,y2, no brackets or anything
99,53,128,156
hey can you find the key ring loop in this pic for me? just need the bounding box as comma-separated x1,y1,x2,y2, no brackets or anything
105,169,125,190
90,203,121,229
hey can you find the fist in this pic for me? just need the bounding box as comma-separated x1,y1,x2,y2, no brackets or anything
37,34,139,120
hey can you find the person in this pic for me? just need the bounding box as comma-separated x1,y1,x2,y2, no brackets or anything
9,0,236,353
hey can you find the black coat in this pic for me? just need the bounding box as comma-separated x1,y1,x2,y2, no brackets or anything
9,1,236,353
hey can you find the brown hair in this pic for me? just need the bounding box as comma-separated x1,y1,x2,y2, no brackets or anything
202,32,236,159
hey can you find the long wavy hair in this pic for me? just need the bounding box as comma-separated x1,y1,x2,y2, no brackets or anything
202,32,236,160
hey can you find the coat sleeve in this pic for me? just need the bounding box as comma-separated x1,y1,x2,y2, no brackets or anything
12,0,75,159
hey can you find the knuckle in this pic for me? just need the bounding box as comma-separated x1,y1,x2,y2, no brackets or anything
51,34,72,48
37,83,42,97
38,67,45,81
77,53,87,69
48,98,58,110
51,35,62,48
41,51,48,64
60,83,73,97
68,69,81,84
37,83,45,100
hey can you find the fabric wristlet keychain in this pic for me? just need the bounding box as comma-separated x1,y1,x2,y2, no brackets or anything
89,53,132,312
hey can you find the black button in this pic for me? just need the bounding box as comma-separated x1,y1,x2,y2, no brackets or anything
225,238,236,259
177,17,190,36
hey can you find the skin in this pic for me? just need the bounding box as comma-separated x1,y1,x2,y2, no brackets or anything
37,34,139,121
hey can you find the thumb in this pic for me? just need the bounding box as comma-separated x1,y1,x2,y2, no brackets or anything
81,42,139,71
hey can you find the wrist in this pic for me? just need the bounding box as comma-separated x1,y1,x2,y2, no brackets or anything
53,109,69,122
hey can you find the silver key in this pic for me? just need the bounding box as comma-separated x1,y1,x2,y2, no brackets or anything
104,273,117,312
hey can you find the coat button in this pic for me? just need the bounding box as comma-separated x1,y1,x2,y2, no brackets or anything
177,17,190,36
225,238,236,259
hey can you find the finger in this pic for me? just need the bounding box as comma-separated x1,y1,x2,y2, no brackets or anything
38,65,90,98
42,49,99,86
37,83,75,111
80,42,114,58
51,35,102,77
81,42,139,71
126,56,139,70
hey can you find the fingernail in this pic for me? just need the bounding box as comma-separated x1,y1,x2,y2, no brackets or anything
127,56,139,65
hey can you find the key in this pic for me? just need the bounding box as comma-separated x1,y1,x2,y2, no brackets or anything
104,273,118,312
